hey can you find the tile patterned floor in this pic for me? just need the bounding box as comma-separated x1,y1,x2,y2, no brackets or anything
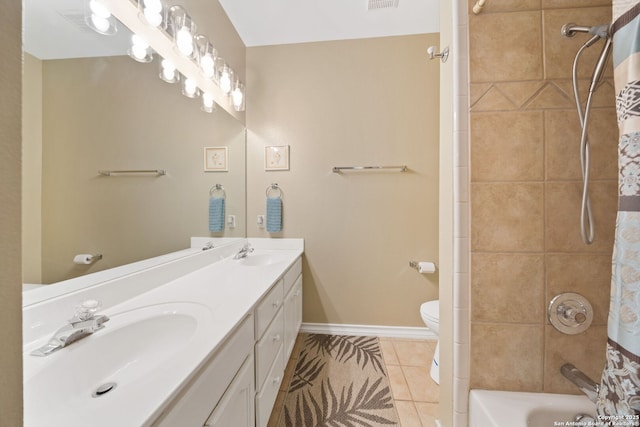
268,335,439,427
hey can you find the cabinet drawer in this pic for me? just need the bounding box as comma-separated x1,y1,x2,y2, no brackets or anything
255,346,285,427
152,315,254,427
255,279,284,339
255,307,284,391
283,257,302,295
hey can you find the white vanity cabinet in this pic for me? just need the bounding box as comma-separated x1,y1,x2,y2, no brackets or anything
255,257,302,427
152,256,303,427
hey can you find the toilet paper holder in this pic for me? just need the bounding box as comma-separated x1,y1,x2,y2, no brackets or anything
409,261,437,274
73,254,103,265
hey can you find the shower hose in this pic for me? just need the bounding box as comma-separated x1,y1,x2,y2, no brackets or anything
572,42,597,245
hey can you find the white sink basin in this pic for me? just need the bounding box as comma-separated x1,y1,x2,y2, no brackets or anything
237,251,289,267
24,302,214,427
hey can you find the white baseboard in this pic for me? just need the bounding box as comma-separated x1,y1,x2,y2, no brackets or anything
300,322,438,340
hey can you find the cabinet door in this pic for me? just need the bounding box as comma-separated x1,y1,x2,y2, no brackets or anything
283,275,302,360
205,354,255,427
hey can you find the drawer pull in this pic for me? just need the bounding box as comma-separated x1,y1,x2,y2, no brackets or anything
294,290,301,297
272,301,281,308
273,376,281,385
272,334,281,342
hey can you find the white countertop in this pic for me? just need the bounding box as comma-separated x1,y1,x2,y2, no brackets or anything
22,238,303,427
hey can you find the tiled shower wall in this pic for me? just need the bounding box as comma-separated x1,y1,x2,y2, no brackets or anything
468,0,618,393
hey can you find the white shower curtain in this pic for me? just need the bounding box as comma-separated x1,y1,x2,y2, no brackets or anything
597,0,640,420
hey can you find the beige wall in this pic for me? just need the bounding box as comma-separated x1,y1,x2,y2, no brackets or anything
0,0,23,425
468,0,616,392
34,55,245,284
22,53,43,284
246,34,440,326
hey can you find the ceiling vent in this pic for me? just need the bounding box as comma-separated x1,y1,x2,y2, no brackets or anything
367,0,399,10
57,11,94,34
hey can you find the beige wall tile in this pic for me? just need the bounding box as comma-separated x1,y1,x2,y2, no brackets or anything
543,7,613,80
545,109,618,181
542,0,612,9
546,254,612,325
524,83,574,109
545,181,617,253
471,111,544,181
470,86,517,111
543,325,608,393
468,0,541,14
495,81,545,108
471,253,545,323
470,11,543,82
470,324,545,391
471,183,545,252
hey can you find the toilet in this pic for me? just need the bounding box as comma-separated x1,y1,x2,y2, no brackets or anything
420,300,440,384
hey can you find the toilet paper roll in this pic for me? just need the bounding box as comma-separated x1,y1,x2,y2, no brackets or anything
73,254,93,265
418,262,436,274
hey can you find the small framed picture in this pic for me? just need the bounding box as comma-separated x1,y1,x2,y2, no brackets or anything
204,147,228,172
265,145,290,171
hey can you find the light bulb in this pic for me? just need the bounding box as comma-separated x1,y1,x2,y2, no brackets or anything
160,59,177,82
89,0,111,19
91,14,111,33
129,35,152,62
182,78,198,98
232,86,244,110
143,10,162,27
219,70,231,94
201,93,215,113
200,54,215,78
176,27,194,56
143,0,162,14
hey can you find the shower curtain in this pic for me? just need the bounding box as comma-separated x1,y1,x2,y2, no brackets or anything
598,0,640,420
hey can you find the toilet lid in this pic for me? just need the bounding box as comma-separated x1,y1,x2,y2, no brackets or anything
420,300,439,323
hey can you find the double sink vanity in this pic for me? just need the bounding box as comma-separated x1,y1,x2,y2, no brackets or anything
22,238,304,427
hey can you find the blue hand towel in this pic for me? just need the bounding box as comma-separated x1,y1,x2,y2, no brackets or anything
209,197,225,232
266,196,282,232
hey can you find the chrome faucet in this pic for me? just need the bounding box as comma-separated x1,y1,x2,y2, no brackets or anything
30,300,109,357
561,363,600,403
233,243,254,259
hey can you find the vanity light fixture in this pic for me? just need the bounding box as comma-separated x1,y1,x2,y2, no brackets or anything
167,5,196,58
138,0,164,27
159,58,179,83
85,0,118,35
196,35,217,79
128,34,153,62
181,76,200,98
201,93,216,113
114,0,246,115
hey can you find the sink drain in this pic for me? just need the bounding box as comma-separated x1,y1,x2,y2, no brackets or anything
92,382,117,397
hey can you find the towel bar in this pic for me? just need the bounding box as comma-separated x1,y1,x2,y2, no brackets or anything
332,165,407,173
99,169,167,176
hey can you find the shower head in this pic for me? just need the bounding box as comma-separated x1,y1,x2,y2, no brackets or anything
561,23,610,39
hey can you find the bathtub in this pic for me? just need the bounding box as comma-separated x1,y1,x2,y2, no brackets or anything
469,389,596,427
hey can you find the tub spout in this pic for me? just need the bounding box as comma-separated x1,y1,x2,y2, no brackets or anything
561,363,599,403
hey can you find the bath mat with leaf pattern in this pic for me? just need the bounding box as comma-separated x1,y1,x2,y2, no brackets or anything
278,334,399,427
